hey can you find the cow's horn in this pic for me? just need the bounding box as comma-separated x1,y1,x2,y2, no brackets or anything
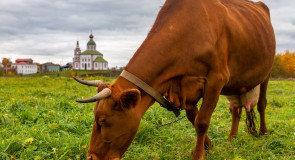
76,88,111,103
73,77,103,87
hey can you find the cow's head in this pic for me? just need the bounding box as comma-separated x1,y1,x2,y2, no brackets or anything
74,77,142,160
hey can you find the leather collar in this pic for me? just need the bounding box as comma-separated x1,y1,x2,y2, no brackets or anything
120,70,181,117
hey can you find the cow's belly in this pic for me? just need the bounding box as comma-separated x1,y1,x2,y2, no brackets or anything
221,55,271,95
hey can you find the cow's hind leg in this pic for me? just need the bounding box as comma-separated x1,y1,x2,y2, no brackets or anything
228,106,242,140
257,77,269,135
186,104,212,150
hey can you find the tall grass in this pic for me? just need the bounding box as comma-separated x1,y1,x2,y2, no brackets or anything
0,77,294,159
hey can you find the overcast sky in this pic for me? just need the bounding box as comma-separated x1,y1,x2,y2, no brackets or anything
0,0,294,67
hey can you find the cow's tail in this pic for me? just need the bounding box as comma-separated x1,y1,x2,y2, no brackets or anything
246,109,258,135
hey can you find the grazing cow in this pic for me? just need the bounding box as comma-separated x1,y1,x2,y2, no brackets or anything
74,0,275,159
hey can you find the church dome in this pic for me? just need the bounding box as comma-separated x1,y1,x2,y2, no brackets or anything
87,33,96,45
89,33,94,39
87,40,96,45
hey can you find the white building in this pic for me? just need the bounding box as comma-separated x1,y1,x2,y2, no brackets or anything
12,59,38,75
0,63,3,68
73,33,108,70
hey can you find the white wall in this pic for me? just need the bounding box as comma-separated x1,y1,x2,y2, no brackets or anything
74,62,79,69
103,62,108,70
80,55,92,70
75,55,108,70
93,62,108,70
13,64,38,75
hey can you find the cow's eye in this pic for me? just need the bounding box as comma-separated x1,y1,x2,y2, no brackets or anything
98,118,108,126
100,118,106,123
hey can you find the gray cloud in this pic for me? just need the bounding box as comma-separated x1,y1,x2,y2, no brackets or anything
0,0,294,67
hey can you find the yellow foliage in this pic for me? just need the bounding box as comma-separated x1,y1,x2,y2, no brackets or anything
72,72,78,77
279,51,295,77
2,58,11,67
8,71,12,76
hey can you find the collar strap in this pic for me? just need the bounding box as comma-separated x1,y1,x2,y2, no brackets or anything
120,70,181,117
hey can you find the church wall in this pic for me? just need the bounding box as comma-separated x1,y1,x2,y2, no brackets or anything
102,62,108,70
94,62,99,70
74,62,79,69
80,55,92,70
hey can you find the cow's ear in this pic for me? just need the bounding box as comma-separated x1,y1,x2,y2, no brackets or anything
119,89,141,109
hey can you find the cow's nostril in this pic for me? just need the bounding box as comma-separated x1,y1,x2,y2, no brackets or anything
87,156,92,160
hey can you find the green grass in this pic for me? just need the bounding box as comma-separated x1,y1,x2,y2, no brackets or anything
20,70,121,78
0,77,294,159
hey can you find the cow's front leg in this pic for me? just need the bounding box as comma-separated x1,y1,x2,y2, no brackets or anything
186,104,212,150
192,77,226,160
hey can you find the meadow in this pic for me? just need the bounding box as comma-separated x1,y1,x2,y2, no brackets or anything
0,77,294,160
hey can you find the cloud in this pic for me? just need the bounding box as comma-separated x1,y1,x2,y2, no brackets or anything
0,0,294,67
0,0,165,66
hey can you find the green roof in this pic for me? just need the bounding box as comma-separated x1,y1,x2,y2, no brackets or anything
94,57,108,63
87,40,96,45
75,59,80,62
81,50,102,55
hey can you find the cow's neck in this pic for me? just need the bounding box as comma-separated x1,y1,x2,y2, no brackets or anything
125,43,176,86
117,42,181,116
113,0,208,115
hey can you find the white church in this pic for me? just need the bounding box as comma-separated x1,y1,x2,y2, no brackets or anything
73,33,108,70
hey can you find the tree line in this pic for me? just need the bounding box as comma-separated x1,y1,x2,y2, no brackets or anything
271,50,295,78
1,50,295,77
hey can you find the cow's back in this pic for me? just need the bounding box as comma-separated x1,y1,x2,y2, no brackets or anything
217,0,275,94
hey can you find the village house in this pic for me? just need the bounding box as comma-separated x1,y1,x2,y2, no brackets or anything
12,59,38,75
41,62,60,73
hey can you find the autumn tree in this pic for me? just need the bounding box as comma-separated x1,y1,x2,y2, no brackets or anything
0,65,4,76
280,50,295,77
271,55,287,78
2,58,12,75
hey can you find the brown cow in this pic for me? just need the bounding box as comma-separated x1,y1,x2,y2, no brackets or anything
74,0,275,159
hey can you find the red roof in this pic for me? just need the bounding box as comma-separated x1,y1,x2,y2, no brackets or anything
13,62,35,65
15,59,32,61
15,59,33,64
16,62,28,64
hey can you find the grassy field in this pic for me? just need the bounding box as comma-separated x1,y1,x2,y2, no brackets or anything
21,70,121,78
0,77,294,160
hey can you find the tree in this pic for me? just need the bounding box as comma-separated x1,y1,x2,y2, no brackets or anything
271,55,287,78
280,50,295,77
2,58,12,75
0,65,4,76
